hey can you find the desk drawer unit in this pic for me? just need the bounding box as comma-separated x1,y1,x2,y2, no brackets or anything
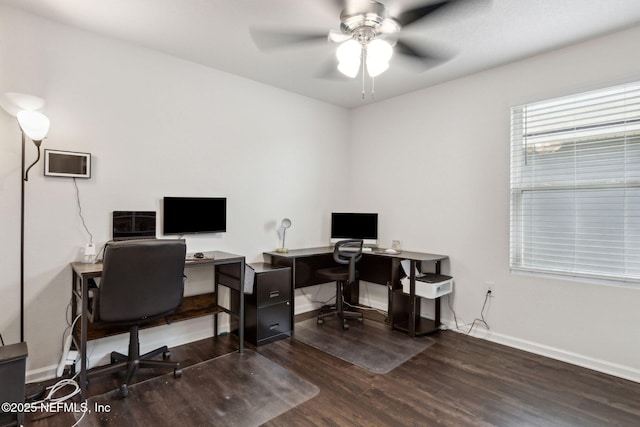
245,263,292,346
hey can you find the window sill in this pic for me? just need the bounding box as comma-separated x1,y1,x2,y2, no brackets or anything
510,267,640,289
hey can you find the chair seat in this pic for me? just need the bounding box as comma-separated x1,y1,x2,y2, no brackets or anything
317,266,359,282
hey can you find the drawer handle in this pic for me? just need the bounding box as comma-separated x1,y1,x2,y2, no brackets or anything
269,323,279,330
269,291,280,298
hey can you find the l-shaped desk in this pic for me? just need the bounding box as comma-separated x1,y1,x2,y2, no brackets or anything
263,247,448,337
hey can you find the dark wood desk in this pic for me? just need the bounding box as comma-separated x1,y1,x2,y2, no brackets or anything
71,250,245,400
264,247,448,337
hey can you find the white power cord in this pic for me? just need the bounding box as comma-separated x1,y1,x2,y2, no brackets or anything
28,375,89,427
31,378,81,405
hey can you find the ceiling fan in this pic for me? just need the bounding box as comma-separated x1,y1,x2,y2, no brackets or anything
251,0,485,89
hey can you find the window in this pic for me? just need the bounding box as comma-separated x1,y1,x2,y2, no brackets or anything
510,81,640,283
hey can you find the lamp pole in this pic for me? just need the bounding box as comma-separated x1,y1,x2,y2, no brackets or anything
20,132,26,342
0,95,49,344
16,111,47,343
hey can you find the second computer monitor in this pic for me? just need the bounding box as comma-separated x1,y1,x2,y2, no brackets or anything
330,212,378,246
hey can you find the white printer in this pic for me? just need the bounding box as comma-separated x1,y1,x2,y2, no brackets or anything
400,259,453,299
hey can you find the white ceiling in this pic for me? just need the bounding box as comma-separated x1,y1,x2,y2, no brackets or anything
3,0,640,109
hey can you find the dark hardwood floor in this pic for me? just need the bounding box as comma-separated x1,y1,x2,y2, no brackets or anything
26,315,640,426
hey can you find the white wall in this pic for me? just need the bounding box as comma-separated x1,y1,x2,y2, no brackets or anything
351,25,640,381
0,6,350,379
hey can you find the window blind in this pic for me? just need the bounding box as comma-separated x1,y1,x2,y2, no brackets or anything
510,81,640,283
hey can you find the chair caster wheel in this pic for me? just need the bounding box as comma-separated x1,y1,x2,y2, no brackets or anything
174,368,182,378
358,317,364,323
343,323,349,330
163,351,171,360
120,384,129,398
317,318,323,325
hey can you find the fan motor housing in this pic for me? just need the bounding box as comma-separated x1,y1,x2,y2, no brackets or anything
340,1,386,36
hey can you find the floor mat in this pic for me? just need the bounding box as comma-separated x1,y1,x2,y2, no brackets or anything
294,317,435,374
77,350,319,427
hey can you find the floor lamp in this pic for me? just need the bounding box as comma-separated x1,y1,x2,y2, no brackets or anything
0,93,50,343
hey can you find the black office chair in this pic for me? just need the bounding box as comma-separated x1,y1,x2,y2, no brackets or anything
316,239,365,330
86,239,186,397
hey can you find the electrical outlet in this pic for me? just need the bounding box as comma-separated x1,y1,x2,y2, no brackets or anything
485,281,495,297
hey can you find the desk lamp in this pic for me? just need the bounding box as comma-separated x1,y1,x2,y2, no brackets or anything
276,218,292,253
0,93,50,343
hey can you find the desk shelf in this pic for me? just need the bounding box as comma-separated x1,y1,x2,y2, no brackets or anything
391,289,442,336
73,293,222,342
391,317,439,336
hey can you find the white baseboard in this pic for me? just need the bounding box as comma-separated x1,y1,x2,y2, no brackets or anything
441,319,640,384
27,364,59,384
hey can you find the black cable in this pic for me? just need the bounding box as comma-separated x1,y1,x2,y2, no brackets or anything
467,292,491,335
446,293,460,330
299,287,335,306
444,291,490,335
0,333,4,346
73,178,93,244
342,295,388,317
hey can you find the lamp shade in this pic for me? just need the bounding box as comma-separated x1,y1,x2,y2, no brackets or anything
0,92,46,117
366,39,393,77
337,40,362,78
17,110,50,141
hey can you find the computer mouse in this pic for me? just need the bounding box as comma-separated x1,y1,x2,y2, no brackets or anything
385,248,399,254
194,252,204,259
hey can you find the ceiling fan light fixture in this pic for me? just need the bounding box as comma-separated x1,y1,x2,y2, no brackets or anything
338,60,361,78
366,39,393,77
336,39,362,78
366,59,389,77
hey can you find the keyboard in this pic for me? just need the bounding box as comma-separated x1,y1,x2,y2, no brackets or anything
341,247,373,252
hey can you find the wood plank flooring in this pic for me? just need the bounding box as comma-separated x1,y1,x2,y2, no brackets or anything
26,317,640,426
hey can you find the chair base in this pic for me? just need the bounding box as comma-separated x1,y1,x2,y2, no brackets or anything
317,279,364,330
317,305,363,330
87,325,181,397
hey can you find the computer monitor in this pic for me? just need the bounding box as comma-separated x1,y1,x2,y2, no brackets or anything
163,197,227,235
330,212,378,246
112,211,156,241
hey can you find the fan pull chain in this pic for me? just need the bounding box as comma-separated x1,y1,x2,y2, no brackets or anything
371,76,375,100
361,53,366,99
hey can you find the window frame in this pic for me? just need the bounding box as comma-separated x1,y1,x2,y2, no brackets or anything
509,82,640,286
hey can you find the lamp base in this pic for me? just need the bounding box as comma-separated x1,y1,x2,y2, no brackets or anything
276,248,289,253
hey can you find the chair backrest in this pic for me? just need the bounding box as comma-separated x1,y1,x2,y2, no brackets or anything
333,239,364,284
98,239,186,323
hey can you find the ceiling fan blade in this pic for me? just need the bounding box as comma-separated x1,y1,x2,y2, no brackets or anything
394,39,453,69
250,28,329,51
328,29,352,44
394,0,461,28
